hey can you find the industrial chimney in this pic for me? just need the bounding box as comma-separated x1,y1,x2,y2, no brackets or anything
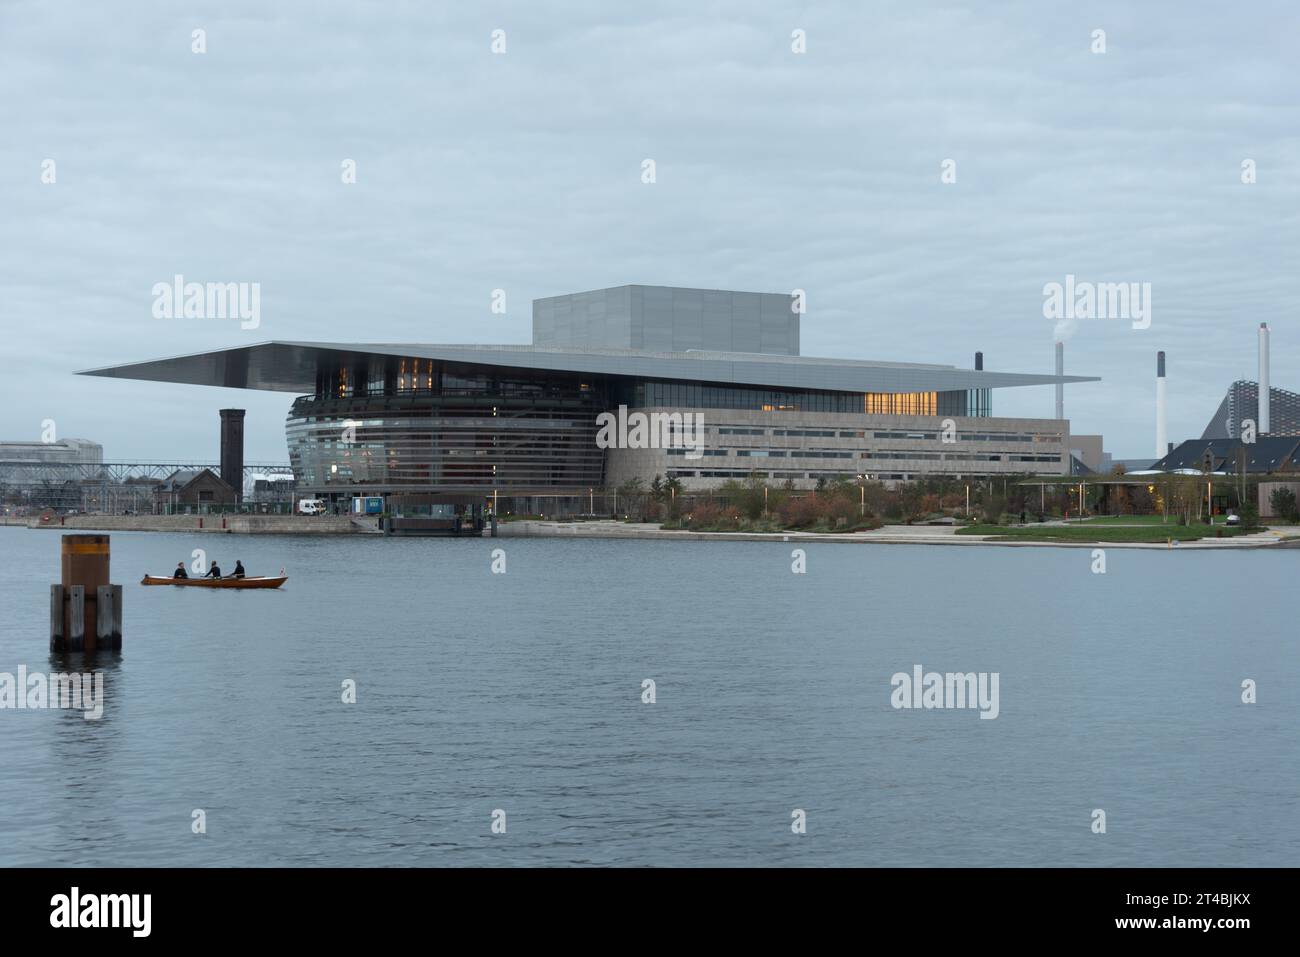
220,409,245,503
974,351,983,371
1259,323,1270,434
1155,351,1167,458
1054,342,1064,420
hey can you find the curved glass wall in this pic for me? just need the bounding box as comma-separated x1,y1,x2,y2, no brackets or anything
286,358,997,496
287,363,606,494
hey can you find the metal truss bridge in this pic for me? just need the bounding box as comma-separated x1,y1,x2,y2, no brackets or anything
0,461,294,485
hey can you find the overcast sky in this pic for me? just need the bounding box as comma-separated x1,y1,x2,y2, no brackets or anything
2,1,1296,461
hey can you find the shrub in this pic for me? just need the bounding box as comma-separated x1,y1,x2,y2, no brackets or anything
826,494,859,526
898,486,926,523
685,502,745,531
1270,487,1299,522
780,494,822,528
686,501,720,529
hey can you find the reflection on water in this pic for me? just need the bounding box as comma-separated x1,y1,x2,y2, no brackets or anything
44,653,128,857
0,527,1296,866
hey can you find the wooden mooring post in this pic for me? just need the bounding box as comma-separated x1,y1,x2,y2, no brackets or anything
50,534,122,652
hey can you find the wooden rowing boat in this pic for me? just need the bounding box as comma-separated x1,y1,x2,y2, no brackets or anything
140,574,287,589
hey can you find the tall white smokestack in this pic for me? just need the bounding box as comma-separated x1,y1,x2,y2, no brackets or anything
1259,323,1270,434
1155,351,1167,458
1055,341,1064,420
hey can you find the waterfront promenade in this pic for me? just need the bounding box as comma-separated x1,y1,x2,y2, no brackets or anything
4,514,1292,547
498,519,1291,549
1,514,373,535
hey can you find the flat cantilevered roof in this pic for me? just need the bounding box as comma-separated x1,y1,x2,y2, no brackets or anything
79,341,1098,395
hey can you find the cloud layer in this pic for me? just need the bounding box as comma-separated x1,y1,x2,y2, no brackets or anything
2,1,1296,460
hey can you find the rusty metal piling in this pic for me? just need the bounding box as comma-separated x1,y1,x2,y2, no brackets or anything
50,534,122,652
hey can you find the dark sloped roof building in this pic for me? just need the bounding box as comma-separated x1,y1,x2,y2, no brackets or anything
1151,436,1300,474
153,468,237,513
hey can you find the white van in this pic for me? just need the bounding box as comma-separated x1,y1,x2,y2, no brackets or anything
297,499,327,515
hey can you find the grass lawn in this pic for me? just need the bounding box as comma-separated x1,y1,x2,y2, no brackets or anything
955,523,1249,543
1073,514,1196,526
666,519,882,534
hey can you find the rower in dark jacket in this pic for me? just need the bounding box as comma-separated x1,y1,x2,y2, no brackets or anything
232,560,246,579
173,562,188,579
206,561,222,578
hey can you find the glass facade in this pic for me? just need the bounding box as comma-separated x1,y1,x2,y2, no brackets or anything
288,358,1007,496
618,379,864,413
618,380,989,417
288,362,606,495
964,388,992,417
314,356,596,402
865,392,937,415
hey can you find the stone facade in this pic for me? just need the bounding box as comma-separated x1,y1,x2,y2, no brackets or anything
153,468,238,513
605,407,1069,490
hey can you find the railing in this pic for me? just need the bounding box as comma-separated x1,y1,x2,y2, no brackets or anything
0,462,292,482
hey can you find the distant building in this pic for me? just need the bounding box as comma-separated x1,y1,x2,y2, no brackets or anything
0,438,102,482
1202,381,1300,439
1152,437,1300,474
153,468,237,514
84,284,1099,519
1112,458,1158,472
1150,437,1300,517
0,439,105,510
1068,434,1107,473
1067,454,1094,476
79,475,158,514
249,475,295,506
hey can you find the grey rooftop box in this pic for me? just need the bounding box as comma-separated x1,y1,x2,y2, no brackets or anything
532,285,800,356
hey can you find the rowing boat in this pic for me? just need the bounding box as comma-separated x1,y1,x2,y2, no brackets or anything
140,574,287,589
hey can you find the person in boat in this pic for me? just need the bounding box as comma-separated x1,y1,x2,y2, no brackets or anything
232,560,246,579
205,560,223,579
173,562,188,579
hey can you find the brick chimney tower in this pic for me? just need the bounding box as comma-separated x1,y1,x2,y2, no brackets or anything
219,409,245,502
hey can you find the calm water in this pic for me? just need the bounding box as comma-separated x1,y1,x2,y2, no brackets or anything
0,526,1295,867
